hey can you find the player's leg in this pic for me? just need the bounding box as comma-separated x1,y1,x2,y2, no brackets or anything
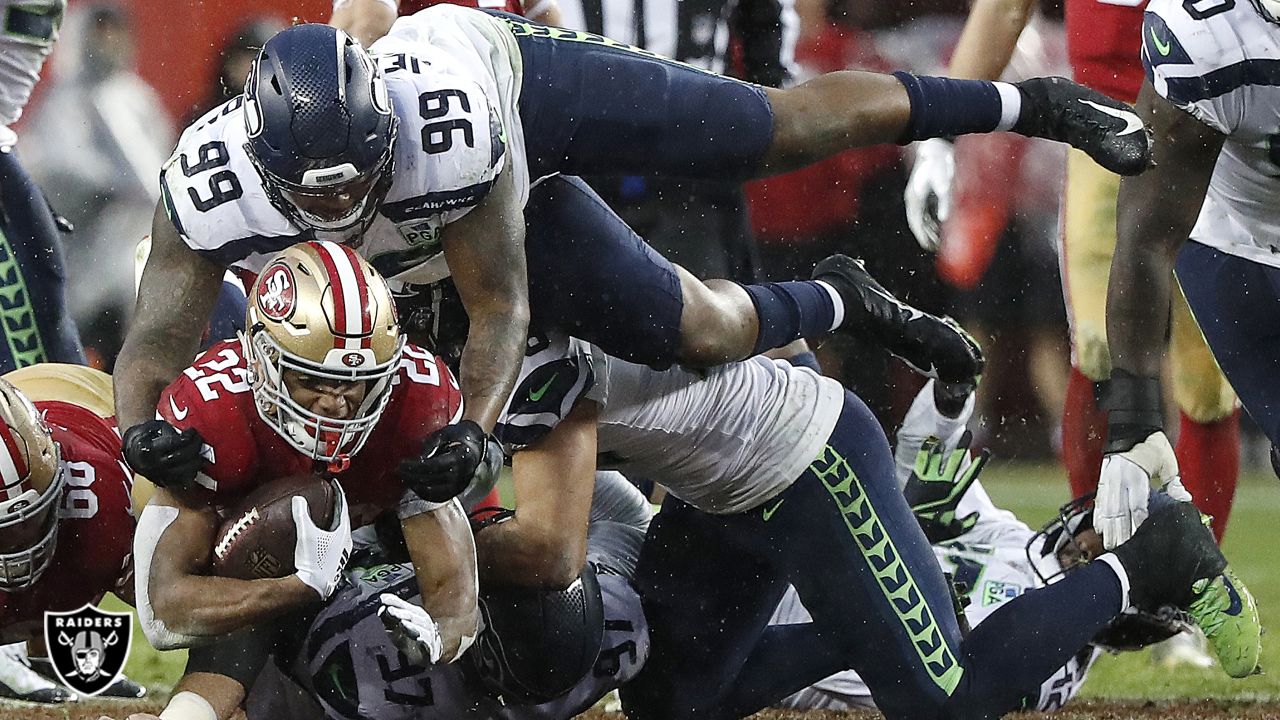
505,17,1148,184
620,496,788,720
724,391,1128,719
1169,282,1239,542
524,175,975,375
1059,148,1117,499
1175,242,1280,446
0,152,84,370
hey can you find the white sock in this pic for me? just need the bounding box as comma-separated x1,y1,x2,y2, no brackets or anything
1097,553,1133,612
993,82,1022,131
814,280,844,332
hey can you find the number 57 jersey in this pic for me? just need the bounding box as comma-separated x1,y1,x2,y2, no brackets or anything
160,6,528,285
1143,0,1280,264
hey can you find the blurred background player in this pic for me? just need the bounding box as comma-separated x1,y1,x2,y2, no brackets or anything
0,0,83,372
900,0,1241,545
22,3,172,369
330,0,561,47
0,364,143,702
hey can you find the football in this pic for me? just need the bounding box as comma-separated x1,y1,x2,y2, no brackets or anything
210,473,337,581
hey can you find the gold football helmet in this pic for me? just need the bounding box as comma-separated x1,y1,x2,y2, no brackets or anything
0,379,64,589
242,240,405,464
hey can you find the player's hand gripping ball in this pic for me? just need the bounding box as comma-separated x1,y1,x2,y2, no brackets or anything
212,474,353,598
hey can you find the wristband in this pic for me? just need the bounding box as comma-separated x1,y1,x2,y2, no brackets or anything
160,691,217,720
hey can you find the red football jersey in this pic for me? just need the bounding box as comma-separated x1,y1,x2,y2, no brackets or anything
0,402,135,644
1065,0,1147,103
157,340,462,520
400,0,526,16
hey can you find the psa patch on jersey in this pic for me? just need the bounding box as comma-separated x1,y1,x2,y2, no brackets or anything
43,603,132,696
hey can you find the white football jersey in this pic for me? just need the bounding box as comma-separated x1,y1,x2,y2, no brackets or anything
161,5,526,285
0,0,63,144
494,333,845,514
1144,0,1280,266
774,385,1098,713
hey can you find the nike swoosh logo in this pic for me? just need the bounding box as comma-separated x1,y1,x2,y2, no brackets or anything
1078,99,1145,137
1150,27,1173,57
762,497,785,521
169,396,189,421
1223,574,1244,616
528,373,558,402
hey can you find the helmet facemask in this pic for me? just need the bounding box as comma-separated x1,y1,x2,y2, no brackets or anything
243,326,405,464
0,389,64,591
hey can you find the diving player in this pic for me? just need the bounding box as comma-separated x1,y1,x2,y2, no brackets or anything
0,363,143,701
1100,0,1280,549
132,242,480,665
902,0,1240,543
0,0,84,372
117,11,1149,508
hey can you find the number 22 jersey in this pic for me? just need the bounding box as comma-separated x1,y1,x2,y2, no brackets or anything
160,6,528,286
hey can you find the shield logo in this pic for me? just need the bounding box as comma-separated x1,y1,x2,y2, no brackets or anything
43,603,132,696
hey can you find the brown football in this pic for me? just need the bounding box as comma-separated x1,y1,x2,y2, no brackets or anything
210,473,337,580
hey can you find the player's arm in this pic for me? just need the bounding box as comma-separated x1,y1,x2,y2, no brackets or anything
947,0,1037,80
1108,80,1225,379
134,488,318,648
115,203,224,432
475,399,598,589
330,0,399,47
523,0,563,25
442,164,529,434
400,501,481,662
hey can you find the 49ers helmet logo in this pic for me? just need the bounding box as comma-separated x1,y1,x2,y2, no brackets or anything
257,263,296,321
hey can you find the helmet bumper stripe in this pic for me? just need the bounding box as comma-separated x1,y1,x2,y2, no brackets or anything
0,426,28,499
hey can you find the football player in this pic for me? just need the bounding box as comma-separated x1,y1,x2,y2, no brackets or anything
902,0,1240,544
131,242,481,671
1100,0,1280,549
0,363,143,701
0,0,84,372
117,12,1151,509
776,380,1228,712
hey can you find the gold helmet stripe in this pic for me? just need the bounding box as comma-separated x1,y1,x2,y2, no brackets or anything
310,240,372,349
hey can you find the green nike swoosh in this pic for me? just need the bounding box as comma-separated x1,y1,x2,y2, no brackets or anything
762,497,785,521
528,373,558,402
1151,26,1172,57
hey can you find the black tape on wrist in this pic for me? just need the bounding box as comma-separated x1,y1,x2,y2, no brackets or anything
1098,369,1164,448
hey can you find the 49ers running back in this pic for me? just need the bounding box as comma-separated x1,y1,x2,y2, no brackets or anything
130,241,481,670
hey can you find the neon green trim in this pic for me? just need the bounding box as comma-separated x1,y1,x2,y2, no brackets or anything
1151,27,1173,57
0,228,47,368
811,444,965,695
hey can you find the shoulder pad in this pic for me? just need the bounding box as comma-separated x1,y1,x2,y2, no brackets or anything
496,334,594,451
162,97,307,267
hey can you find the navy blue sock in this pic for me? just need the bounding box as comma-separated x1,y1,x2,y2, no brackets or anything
893,72,1020,143
742,282,836,355
786,351,821,373
954,561,1122,714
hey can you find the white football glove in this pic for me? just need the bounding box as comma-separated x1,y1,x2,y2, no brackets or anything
904,138,956,252
379,593,444,665
1096,431,1191,550
291,481,353,599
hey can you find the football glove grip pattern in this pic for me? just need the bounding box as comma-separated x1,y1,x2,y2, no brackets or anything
292,482,352,599
122,419,205,490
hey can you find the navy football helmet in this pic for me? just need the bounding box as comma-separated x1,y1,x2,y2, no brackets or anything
244,24,397,233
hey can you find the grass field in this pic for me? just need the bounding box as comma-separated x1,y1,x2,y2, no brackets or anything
18,463,1280,718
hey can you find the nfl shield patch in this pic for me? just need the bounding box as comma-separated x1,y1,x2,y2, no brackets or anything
43,603,132,696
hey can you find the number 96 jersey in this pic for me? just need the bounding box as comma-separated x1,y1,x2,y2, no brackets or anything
1144,0,1280,264
160,5,528,286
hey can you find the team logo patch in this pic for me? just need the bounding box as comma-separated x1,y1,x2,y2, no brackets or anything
342,352,366,367
43,604,132,696
257,263,296,321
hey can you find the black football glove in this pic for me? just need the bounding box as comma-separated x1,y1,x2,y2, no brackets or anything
903,430,990,543
122,419,205,490
400,420,503,504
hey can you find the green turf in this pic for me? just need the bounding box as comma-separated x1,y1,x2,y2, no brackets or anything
981,463,1280,702
111,463,1280,702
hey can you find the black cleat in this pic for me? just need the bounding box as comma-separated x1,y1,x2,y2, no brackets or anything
1012,77,1152,176
813,255,983,383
